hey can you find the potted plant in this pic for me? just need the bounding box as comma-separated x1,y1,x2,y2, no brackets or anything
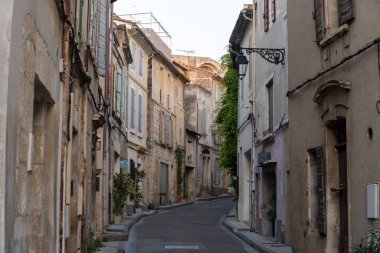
126,169,146,213
175,147,185,202
113,171,128,223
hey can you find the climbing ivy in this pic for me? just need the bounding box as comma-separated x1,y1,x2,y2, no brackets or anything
215,54,238,179
175,146,185,195
214,54,239,196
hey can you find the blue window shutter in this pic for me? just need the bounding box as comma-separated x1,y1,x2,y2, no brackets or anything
122,68,128,122
131,42,136,71
138,94,142,133
117,69,122,116
97,0,107,76
130,88,135,129
139,49,143,78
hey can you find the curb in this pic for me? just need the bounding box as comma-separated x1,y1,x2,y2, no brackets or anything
222,220,271,253
196,194,236,202
159,201,194,210
104,210,158,241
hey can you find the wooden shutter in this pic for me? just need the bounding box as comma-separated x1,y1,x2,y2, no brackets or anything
271,0,276,22
314,0,324,43
131,42,136,71
130,88,135,129
315,146,326,235
139,49,143,78
138,94,142,133
339,0,354,26
159,111,163,142
264,0,269,32
116,69,122,116
165,113,170,145
97,0,107,76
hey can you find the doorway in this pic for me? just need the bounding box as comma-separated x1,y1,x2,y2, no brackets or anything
328,118,348,253
159,163,169,205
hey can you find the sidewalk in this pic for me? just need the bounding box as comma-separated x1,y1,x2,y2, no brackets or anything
223,210,293,253
98,195,234,252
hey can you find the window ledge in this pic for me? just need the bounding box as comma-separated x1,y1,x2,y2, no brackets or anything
319,24,349,47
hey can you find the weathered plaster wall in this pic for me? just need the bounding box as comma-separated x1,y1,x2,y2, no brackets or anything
3,1,62,252
287,0,380,252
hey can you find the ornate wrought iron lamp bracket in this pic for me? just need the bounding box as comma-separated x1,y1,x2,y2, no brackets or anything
241,47,285,65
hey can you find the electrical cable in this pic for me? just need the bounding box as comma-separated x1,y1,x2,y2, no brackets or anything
287,36,380,97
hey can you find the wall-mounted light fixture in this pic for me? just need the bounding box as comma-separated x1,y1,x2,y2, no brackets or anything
235,47,285,80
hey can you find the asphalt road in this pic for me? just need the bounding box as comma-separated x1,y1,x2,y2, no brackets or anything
120,197,257,253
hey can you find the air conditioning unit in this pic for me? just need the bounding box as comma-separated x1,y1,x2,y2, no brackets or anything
258,151,271,164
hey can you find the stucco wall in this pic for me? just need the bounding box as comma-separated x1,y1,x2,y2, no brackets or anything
287,1,380,252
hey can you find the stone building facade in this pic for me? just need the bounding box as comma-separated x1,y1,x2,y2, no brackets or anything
0,0,122,252
173,55,227,199
230,0,288,244
115,15,188,207
286,0,380,252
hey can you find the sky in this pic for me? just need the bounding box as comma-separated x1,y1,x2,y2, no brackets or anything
114,0,250,62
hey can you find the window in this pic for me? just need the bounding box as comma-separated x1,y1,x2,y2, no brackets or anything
313,0,354,44
138,49,143,79
130,88,135,130
138,94,142,134
264,0,269,32
266,79,274,130
167,94,170,109
131,41,136,72
159,89,162,104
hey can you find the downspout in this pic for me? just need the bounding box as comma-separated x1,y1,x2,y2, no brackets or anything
106,0,113,224
55,0,72,251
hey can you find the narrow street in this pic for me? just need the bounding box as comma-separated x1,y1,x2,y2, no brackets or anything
120,198,257,253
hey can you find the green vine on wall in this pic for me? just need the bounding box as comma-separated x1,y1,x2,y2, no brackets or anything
215,54,239,194
175,146,185,195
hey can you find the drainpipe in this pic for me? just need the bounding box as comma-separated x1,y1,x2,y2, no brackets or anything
60,4,71,252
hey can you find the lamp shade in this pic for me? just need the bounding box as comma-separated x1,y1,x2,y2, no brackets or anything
236,52,249,65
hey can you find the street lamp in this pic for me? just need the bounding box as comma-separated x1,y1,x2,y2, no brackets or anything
235,47,285,80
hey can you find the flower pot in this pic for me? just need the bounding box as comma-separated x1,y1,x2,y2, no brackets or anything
114,215,122,224
176,196,182,203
